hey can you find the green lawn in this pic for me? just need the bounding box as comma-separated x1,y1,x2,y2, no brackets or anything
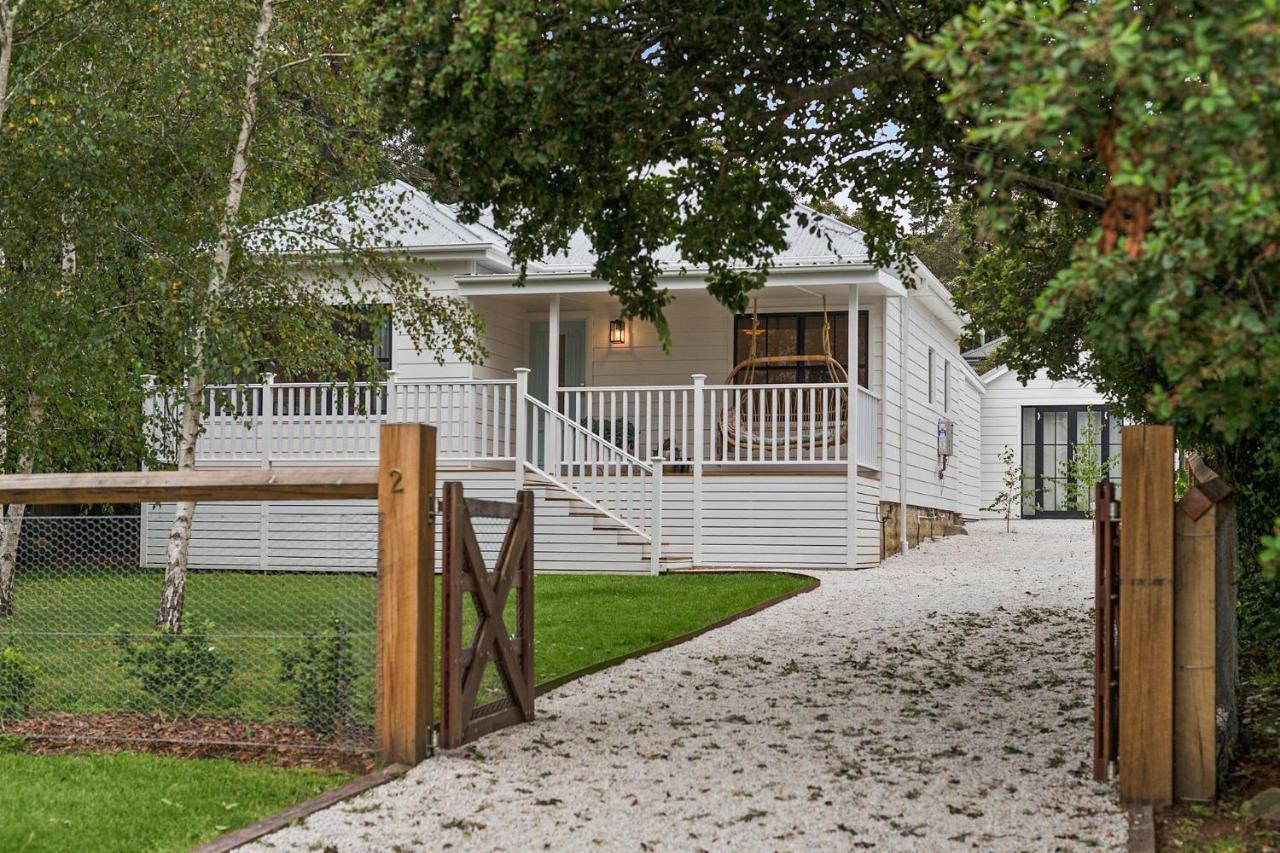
0,751,347,853
3,569,814,725
0,570,813,853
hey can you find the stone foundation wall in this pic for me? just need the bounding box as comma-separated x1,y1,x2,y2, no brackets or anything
879,502,966,557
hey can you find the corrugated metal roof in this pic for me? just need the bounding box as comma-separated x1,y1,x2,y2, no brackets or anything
247,181,494,253
518,203,869,274
256,182,872,271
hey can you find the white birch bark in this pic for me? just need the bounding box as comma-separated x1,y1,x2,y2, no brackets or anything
0,0,23,129
0,398,40,617
158,0,276,632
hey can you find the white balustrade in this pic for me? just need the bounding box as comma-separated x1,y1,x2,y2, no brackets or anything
856,387,882,469
191,378,517,466
178,374,879,475
560,380,881,468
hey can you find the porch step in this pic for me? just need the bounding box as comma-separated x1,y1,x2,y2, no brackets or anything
523,481,683,573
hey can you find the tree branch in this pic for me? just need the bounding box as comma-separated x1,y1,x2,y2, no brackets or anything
951,156,1106,210
266,52,351,79
776,59,903,108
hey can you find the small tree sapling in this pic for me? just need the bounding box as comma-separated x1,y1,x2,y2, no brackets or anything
983,446,1037,533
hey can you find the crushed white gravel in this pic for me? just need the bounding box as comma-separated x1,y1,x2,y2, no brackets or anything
251,519,1126,851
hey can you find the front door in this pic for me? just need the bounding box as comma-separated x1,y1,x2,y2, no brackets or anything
1021,406,1120,518
528,321,586,469
528,320,587,404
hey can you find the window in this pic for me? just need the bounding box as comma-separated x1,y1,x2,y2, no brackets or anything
257,304,393,415
927,348,935,403
274,304,392,380
732,310,869,387
943,361,951,411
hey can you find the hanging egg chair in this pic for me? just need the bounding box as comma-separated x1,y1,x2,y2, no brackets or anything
718,299,849,455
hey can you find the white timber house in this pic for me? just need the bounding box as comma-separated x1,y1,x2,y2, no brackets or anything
143,181,996,574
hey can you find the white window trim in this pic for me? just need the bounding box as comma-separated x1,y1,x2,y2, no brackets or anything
927,347,935,404
943,360,951,412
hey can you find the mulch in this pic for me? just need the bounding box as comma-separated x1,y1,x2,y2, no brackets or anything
1155,678,1280,850
0,712,375,774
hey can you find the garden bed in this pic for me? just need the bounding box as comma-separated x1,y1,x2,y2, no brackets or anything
2,712,374,773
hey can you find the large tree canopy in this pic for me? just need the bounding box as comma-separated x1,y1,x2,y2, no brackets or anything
362,0,1001,335
366,0,1280,663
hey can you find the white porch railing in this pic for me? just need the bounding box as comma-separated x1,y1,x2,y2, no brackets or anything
559,381,882,469
193,376,518,465
169,371,881,573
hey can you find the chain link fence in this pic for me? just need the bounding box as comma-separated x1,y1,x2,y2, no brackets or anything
0,509,377,769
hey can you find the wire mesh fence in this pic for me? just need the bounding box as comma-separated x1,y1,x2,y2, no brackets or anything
0,509,377,768
0,481,531,765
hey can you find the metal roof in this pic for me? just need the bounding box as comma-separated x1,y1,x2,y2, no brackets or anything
257,181,873,273
474,202,871,274
245,181,500,256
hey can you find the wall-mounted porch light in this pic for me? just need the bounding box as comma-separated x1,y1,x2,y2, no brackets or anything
608,318,628,345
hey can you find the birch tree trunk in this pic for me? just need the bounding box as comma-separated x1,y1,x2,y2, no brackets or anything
0,400,40,617
157,0,276,633
0,473,31,616
0,0,23,128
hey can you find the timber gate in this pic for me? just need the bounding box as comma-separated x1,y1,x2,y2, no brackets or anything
439,481,535,749
1093,480,1120,781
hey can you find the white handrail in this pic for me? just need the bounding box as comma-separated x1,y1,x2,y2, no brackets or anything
525,395,656,542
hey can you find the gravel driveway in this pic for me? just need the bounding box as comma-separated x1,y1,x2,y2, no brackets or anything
251,520,1126,851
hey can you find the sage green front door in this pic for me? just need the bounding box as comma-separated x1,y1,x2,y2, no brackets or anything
528,320,586,468
528,320,587,404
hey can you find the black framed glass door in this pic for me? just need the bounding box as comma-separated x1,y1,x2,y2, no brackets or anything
1021,405,1121,518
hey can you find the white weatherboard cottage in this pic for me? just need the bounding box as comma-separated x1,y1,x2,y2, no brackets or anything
974,359,1121,520
142,181,990,574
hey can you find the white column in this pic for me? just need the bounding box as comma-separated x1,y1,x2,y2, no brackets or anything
384,369,399,422
259,372,275,571
691,373,705,566
259,372,275,469
649,455,664,575
514,367,530,490
546,295,561,474
847,284,860,568
898,293,910,555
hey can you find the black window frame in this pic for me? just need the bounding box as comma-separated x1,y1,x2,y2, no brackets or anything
732,310,870,388
1021,405,1120,519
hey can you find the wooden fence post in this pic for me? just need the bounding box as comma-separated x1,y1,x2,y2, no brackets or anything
1119,424,1175,805
376,423,436,766
1174,484,1218,801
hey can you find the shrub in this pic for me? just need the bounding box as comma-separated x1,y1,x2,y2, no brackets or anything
280,618,356,736
113,622,235,718
0,646,36,723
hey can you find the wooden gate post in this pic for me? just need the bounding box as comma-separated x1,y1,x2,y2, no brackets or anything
1119,424,1175,805
376,423,436,766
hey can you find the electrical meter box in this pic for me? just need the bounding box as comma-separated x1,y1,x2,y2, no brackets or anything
937,418,954,456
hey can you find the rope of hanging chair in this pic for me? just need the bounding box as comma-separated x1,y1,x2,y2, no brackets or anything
719,296,850,452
